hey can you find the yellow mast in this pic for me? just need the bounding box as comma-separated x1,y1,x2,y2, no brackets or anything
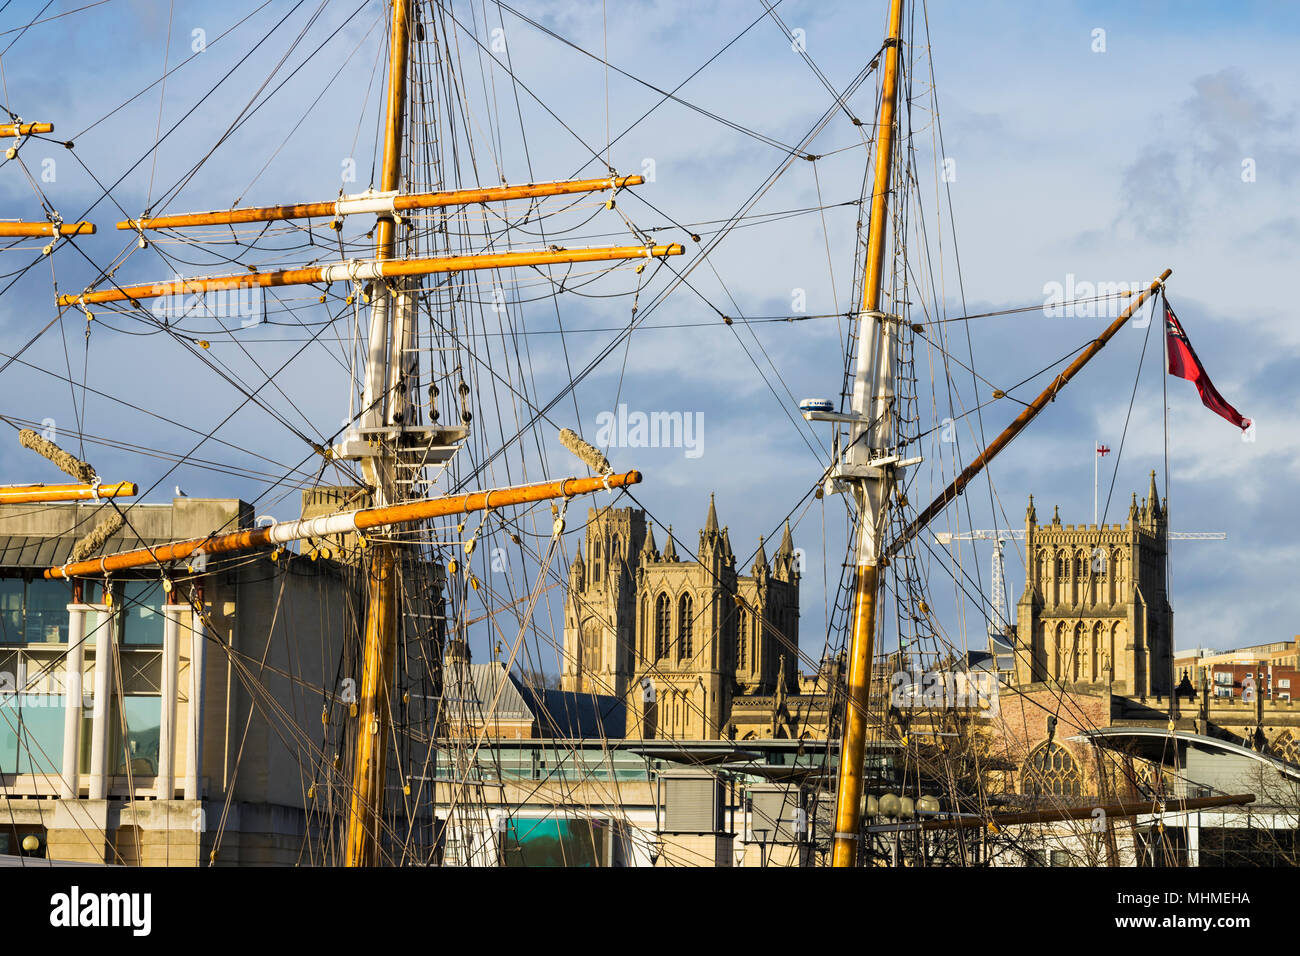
334,0,668,867
343,0,412,868
824,1,1171,866
0,481,133,503
115,175,644,231
830,0,904,869
55,244,682,308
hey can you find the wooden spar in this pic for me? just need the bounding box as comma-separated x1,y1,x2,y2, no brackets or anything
43,470,641,580
831,0,904,869
876,792,1255,833
55,243,684,307
884,267,1172,560
343,0,413,870
0,221,95,237
0,481,135,504
116,175,645,231
344,544,396,866
0,122,53,136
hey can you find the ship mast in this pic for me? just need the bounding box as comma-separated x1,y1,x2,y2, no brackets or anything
830,0,904,869
343,0,412,869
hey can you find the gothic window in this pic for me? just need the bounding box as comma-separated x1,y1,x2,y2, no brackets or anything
737,608,749,669
1073,622,1085,681
654,592,670,660
1092,548,1108,574
1056,553,1068,577
1022,742,1084,798
640,596,649,656
1090,622,1103,680
1128,758,1163,798
593,538,602,584
1075,549,1087,577
678,593,693,659
581,622,601,675
1271,731,1300,766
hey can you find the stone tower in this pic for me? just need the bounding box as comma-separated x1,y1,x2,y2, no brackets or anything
1014,471,1173,697
560,497,800,739
561,506,646,700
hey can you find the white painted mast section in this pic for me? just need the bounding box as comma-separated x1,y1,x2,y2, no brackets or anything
87,602,115,800
385,281,417,430
839,310,899,567
60,604,89,799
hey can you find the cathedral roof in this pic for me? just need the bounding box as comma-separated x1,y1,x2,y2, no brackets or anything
1146,470,1163,520
662,526,679,561
776,519,794,558
641,524,658,559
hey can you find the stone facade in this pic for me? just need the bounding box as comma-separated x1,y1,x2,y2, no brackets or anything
1014,471,1173,697
561,497,806,739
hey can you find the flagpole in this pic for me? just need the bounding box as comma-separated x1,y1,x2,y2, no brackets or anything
1094,440,1098,526
1162,290,1172,707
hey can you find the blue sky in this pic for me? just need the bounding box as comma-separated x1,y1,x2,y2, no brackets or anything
0,1,1296,674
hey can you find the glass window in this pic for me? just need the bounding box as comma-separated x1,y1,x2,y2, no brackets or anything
654,593,670,660
678,593,693,658
113,695,161,776
121,581,165,646
0,695,66,774
0,578,74,645
25,580,70,644
0,579,22,643
1022,742,1084,797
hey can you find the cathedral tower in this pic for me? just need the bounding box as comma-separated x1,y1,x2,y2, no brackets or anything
561,507,645,699
1014,471,1173,697
560,497,801,739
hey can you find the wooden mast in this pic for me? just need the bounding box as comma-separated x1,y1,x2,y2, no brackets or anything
115,175,645,231
344,0,412,868
0,221,95,237
44,472,642,579
830,0,904,868
55,243,683,308
0,481,134,503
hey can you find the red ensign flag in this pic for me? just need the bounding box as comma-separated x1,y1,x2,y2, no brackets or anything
1165,303,1251,431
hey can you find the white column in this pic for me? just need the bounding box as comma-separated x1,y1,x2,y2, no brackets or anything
87,602,115,800
183,610,206,801
157,604,185,800
59,604,90,799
